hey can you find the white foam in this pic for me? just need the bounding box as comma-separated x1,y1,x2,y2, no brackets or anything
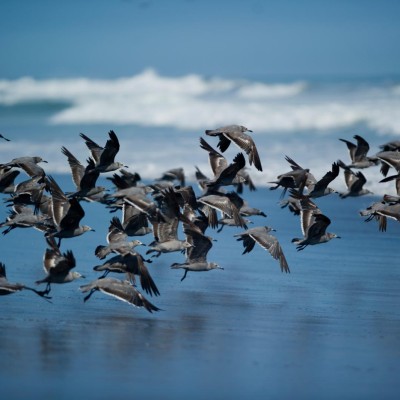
1,70,399,134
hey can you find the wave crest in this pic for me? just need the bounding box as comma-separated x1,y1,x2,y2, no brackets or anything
0,69,399,134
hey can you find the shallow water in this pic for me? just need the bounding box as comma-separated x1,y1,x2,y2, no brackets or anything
1,174,399,399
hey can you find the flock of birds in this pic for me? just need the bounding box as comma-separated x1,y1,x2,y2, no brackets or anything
0,128,399,313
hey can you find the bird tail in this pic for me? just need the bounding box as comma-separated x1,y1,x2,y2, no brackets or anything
95,245,110,259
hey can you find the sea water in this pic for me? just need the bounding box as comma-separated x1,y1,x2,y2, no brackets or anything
0,71,399,399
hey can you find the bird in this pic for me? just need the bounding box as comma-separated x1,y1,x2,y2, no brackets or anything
107,169,142,190
171,226,223,281
234,226,290,273
155,167,186,187
0,134,10,141
61,146,106,201
0,156,47,178
339,134,379,169
145,188,195,257
0,204,53,235
376,150,400,177
290,190,340,251
0,168,20,194
268,155,309,198
379,140,400,152
199,137,255,193
93,251,159,296
35,237,85,295
80,278,161,313
116,202,153,237
0,262,51,299
337,160,373,198
379,173,400,197
304,162,340,198
95,216,144,259
79,130,127,173
205,124,263,171
359,198,400,232
205,152,246,191
44,175,94,245
197,191,248,230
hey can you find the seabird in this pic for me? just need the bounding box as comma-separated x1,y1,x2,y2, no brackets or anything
290,190,340,251
61,146,106,201
376,150,400,177
80,278,161,313
80,130,127,173
337,160,373,198
171,226,222,281
44,175,94,245
234,226,290,273
269,155,309,198
205,124,263,171
304,162,340,198
35,237,85,295
0,262,51,299
199,137,254,193
93,251,160,297
95,216,144,259
0,204,53,235
0,168,20,194
0,156,47,178
197,192,248,230
339,135,379,169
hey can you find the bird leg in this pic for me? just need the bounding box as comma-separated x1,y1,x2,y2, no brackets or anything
24,286,53,301
98,270,110,279
83,288,98,302
180,269,188,282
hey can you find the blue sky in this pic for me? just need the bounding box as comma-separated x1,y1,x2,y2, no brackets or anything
1,0,400,80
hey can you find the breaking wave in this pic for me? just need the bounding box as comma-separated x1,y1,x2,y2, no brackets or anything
1,69,399,134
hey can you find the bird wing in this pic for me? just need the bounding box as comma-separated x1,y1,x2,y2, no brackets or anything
61,146,85,190
339,138,357,162
354,135,370,161
226,131,262,171
349,171,367,192
97,279,160,312
80,133,103,164
59,197,85,230
184,227,212,263
79,158,100,190
107,216,128,243
249,228,290,273
199,137,228,177
311,162,340,192
306,213,331,239
99,130,120,165
47,175,70,226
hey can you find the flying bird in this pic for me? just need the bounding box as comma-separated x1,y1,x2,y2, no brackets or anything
234,226,290,273
205,125,263,171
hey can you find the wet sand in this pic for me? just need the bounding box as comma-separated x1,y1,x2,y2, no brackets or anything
1,179,399,399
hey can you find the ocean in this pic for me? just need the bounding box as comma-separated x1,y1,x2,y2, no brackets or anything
0,70,399,399
1,69,400,194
